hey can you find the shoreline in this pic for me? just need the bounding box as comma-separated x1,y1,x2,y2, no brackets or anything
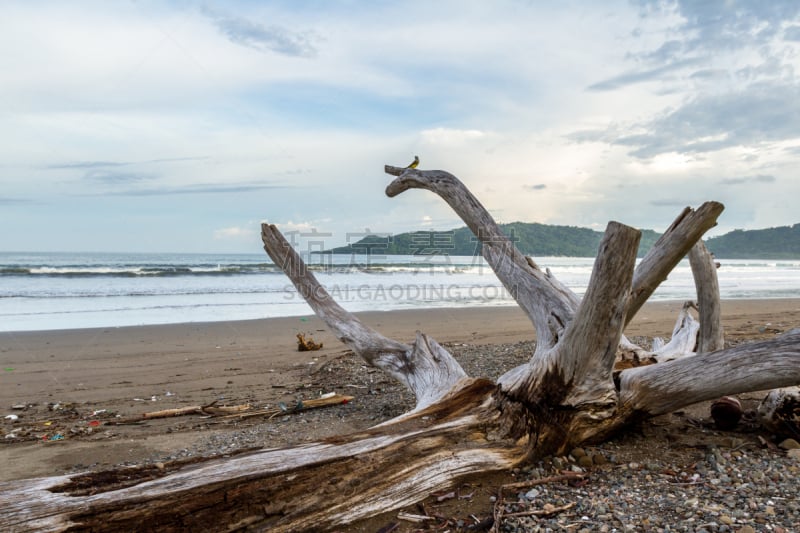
3,295,800,336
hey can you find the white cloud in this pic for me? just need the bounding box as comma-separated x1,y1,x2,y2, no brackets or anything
420,128,488,146
213,226,257,240
1,0,798,253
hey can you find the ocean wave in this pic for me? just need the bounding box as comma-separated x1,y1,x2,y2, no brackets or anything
0,262,487,278
0,264,280,277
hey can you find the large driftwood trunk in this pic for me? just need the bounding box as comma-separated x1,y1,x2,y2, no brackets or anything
3,165,800,532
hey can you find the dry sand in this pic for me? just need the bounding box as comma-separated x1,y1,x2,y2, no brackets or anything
1,299,799,483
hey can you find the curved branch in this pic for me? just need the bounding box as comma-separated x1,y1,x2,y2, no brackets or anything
619,330,800,416
384,166,577,351
262,224,467,409
688,240,724,353
627,202,724,326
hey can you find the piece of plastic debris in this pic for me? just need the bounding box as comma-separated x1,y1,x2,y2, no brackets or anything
91,409,106,416
165,391,175,397
319,392,336,400
133,398,145,401
151,396,158,401
3,368,13,372
4,414,18,421
11,404,26,410
43,421,53,426
49,434,64,441
88,420,101,427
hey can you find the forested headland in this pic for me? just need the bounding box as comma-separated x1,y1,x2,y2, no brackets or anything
328,222,800,259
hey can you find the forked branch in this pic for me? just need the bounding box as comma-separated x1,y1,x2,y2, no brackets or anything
498,221,641,432
262,224,467,409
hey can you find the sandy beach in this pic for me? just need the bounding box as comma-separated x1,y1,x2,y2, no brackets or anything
1,299,798,482
2,299,800,531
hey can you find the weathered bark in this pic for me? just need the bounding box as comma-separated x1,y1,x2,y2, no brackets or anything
626,202,724,326
646,301,700,362
758,381,800,436
2,165,799,533
262,223,467,411
384,166,578,353
0,381,521,533
498,221,641,437
689,240,724,353
620,329,800,416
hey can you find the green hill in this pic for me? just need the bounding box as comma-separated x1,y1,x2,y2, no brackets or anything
705,224,800,258
329,222,800,259
329,222,661,258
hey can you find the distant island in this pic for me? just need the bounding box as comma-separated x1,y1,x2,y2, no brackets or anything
328,222,800,259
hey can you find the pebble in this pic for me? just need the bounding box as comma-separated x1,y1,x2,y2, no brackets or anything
498,436,800,532
778,438,800,450
592,453,608,465
524,488,540,500
570,447,587,459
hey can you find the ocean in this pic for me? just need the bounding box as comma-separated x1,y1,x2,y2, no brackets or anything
1,251,800,332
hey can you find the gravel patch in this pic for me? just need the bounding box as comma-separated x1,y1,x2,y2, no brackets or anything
492,439,799,532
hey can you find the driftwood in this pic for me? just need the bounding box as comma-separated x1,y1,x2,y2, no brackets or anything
106,395,352,426
2,164,800,532
221,393,354,420
108,403,251,425
296,333,323,352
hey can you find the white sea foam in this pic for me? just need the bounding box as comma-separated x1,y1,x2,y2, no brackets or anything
1,252,799,332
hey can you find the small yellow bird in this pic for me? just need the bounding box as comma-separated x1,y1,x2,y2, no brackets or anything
407,155,419,169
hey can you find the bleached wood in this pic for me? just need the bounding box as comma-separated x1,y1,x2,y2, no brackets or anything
501,222,640,417
627,202,724,325
0,382,521,533
619,329,800,416
262,223,466,409
650,301,700,362
688,240,724,353
558,221,640,399
758,384,800,435
384,166,578,352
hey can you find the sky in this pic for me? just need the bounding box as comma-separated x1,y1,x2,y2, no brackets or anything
1,0,799,253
